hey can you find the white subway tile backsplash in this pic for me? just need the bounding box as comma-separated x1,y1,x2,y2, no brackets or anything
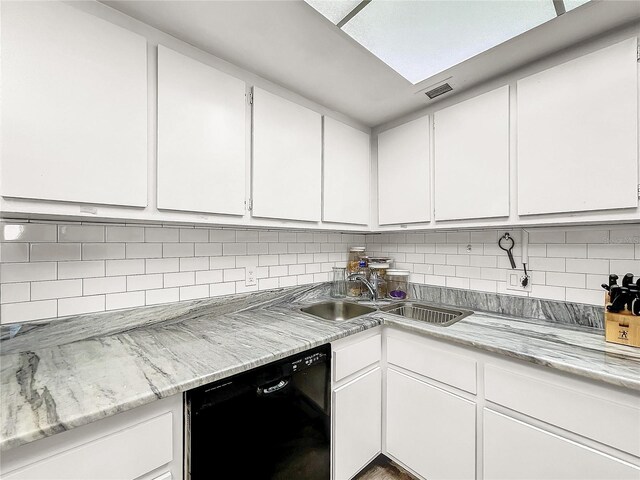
58,260,105,279
126,243,162,259
1,262,57,283
0,243,29,263
30,243,81,262
3,222,636,322
588,244,635,259
565,258,610,275
209,282,236,297
179,257,209,272
609,259,640,275
58,225,104,243
210,229,236,242
146,258,180,274
179,284,209,300
566,229,609,244
82,243,125,260
145,288,179,305
610,227,640,244
1,283,30,304
127,273,164,291
145,227,179,243
83,276,126,295
32,279,82,300
546,272,585,289
106,259,145,277
180,228,209,243
58,295,105,316
164,243,194,258
546,244,587,258
164,272,195,288
106,226,144,242
1,300,57,324
1,223,56,242
106,291,145,310
528,230,565,244
195,243,222,257
195,270,223,285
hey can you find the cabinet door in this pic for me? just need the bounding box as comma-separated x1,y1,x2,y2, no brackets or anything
252,88,321,221
484,409,640,480
323,117,370,225
333,367,382,480
377,116,431,225
434,86,510,221
386,368,476,480
157,46,246,215
1,1,147,207
517,37,638,215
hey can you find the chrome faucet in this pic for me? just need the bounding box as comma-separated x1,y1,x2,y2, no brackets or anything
347,273,378,301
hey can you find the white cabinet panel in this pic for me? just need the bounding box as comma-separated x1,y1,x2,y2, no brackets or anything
4,413,173,480
517,37,638,215
1,1,147,207
157,46,246,216
323,117,370,225
333,333,381,383
434,86,510,220
377,116,431,225
484,409,640,480
333,367,382,480
386,368,476,480
252,88,321,222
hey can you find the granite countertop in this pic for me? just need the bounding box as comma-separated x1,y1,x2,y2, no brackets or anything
1,284,639,452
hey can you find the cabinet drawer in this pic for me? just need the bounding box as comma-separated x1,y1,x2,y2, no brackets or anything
485,363,640,457
333,333,381,382
484,409,640,480
387,335,476,394
4,412,173,480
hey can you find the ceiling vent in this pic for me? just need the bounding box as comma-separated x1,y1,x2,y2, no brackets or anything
425,83,453,99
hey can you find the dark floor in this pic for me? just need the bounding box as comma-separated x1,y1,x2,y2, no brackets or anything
355,455,418,480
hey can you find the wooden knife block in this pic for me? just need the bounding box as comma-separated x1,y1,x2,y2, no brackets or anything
604,293,640,348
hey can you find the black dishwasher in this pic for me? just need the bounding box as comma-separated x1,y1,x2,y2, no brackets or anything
185,344,331,479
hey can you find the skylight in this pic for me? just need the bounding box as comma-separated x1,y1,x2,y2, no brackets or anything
305,0,592,85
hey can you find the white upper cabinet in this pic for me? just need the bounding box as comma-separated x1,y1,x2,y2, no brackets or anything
157,46,246,216
252,88,322,222
377,116,431,225
323,117,370,225
434,86,510,221
0,1,147,207
517,37,638,216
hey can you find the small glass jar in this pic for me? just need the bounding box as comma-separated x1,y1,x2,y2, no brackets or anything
369,262,389,298
347,247,366,276
387,269,410,300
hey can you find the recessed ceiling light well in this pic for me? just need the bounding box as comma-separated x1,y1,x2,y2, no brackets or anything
304,0,590,85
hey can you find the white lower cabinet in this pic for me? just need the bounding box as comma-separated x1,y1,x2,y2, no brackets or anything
386,368,476,480
333,367,382,480
0,395,182,480
484,409,640,480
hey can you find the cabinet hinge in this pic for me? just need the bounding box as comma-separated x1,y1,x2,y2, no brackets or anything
637,184,640,198
246,198,253,211
247,91,253,105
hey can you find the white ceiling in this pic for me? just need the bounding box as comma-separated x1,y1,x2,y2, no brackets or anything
102,0,639,127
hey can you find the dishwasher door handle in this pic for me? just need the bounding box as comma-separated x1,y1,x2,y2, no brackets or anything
257,379,289,395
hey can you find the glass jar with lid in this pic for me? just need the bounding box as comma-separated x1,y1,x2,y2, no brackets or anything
369,262,389,298
387,269,410,300
347,247,366,276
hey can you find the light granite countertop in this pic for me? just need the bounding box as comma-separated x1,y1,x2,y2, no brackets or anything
1,284,639,452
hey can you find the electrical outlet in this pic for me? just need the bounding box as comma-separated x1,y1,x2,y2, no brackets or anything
506,270,532,292
245,265,257,287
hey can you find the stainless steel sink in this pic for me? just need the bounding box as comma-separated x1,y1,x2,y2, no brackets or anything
300,301,376,321
380,302,473,327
